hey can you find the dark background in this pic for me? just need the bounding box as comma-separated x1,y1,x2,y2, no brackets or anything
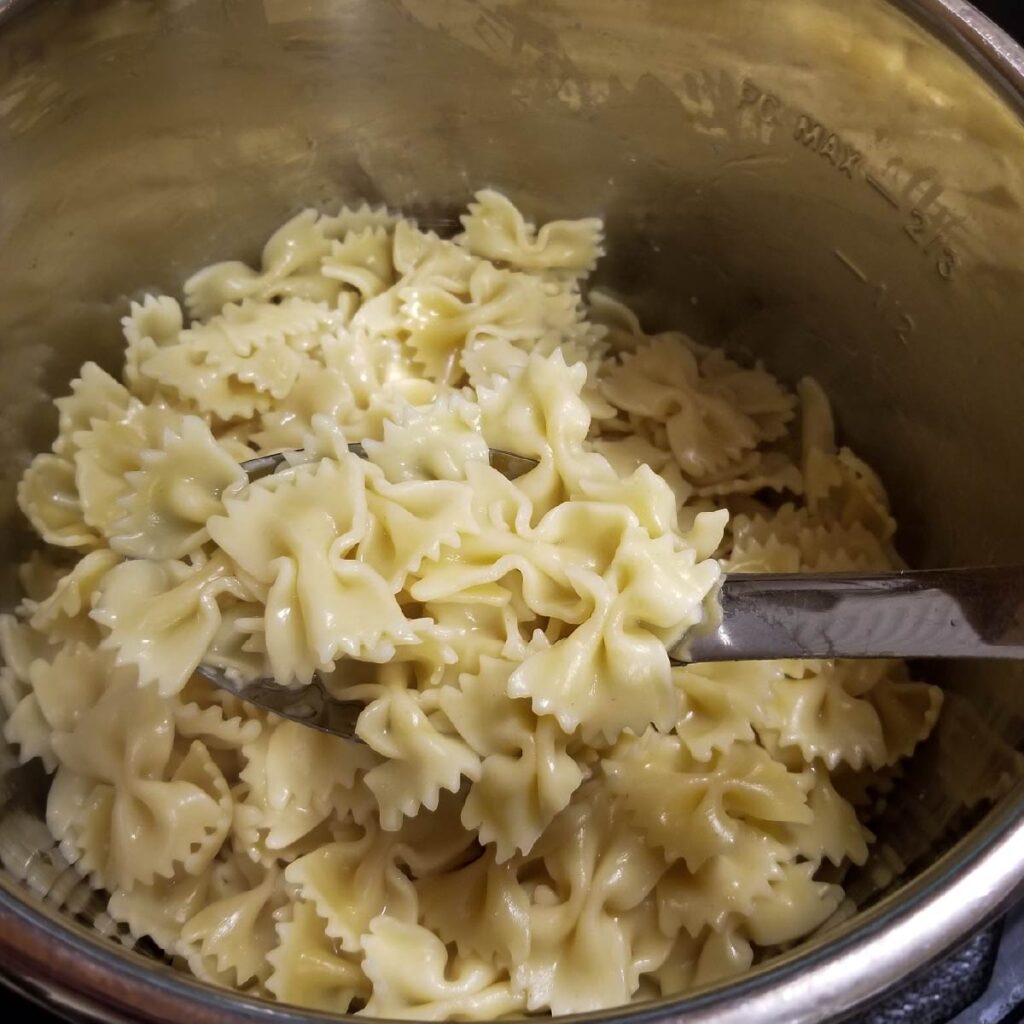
977,0,1024,37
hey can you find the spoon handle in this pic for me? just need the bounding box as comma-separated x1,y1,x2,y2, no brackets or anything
679,566,1024,663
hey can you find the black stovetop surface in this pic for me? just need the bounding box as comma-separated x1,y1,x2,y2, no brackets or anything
979,0,1024,40
6,0,1024,1022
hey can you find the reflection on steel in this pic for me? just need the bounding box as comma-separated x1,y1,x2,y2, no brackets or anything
197,560,1024,739
685,566,1024,661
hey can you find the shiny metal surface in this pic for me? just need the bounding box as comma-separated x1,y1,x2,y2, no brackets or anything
194,666,365,739
240,445,539,482
204,559,1024,738
686,566,1024,662
1,0,1024,1022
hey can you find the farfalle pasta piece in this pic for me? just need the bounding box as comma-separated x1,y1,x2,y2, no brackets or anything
318,326,434,436
601,337,763,481
188,202,399,321
438,656,584,859
361,916,526,1021
401,260,579,379
73,399,187,538
800,377,896,541
2,667,53,768
459,190,604,277
417,850,531,968
18,453,100,550
618,898,678,989
92,553,247,696
361,463,477,589
589,434,694,509
512,786,667,1015
235,721,377,858
139,300,343,422
587,290,646,354
655,831,793,937
286,792,476,956
460,335,531,391
53,363,133,459
4,642,121,772
179,861,285,988
363,395,490,483
173,690,263,752
519,905,642,1017
729,503,892,573
123,294,184,346
194,598,270,685
260,719,376,824
285,823,419,954
208,457,426,683
250,362,355,452
392,219,478,286
419,460,708,643
122,295,187,402
321,226,396,300
419,600,525,680
358,685,481,829
696,343,797,444
742,860,843,947
867,676,943,765
27,549,121,644
692,450,804,500
173,673,263,756
672,661,785,762
48,679,231,889
138,341,276,422
184,209,341,320
476,349,592,469
266,901,370,1011
578,460,693,542
759,666,941,772
109,415,246,559
319,201,400,238
604,732,813,871
108,867,214,951
650,926,754,995
508,524,721,743
411,469,645,621
782,764,872,867
203,298,343,363
0,613,58,683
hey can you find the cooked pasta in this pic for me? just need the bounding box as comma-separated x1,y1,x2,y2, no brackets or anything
2,190,941,1017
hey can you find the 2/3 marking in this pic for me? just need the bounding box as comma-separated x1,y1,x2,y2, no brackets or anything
739,79,964,282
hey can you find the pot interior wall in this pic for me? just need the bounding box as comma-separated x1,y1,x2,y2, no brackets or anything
0,0,1023,999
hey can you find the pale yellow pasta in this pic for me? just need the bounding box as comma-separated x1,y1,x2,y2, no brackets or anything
458,190,604,277
1,191,942,1018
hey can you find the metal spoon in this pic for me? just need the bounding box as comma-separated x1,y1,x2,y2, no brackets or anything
195,447,1024,737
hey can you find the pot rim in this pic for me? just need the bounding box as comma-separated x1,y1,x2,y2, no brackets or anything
1,0,1023,1022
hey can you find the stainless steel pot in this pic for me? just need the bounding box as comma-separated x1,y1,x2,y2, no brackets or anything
1,0,1024,1021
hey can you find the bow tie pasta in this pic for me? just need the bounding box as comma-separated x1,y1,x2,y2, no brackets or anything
3,190,941,1018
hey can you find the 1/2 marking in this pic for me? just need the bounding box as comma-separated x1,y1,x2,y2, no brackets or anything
833,249,916,345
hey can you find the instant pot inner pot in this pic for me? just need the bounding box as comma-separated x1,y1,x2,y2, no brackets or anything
1,0,1024,1017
